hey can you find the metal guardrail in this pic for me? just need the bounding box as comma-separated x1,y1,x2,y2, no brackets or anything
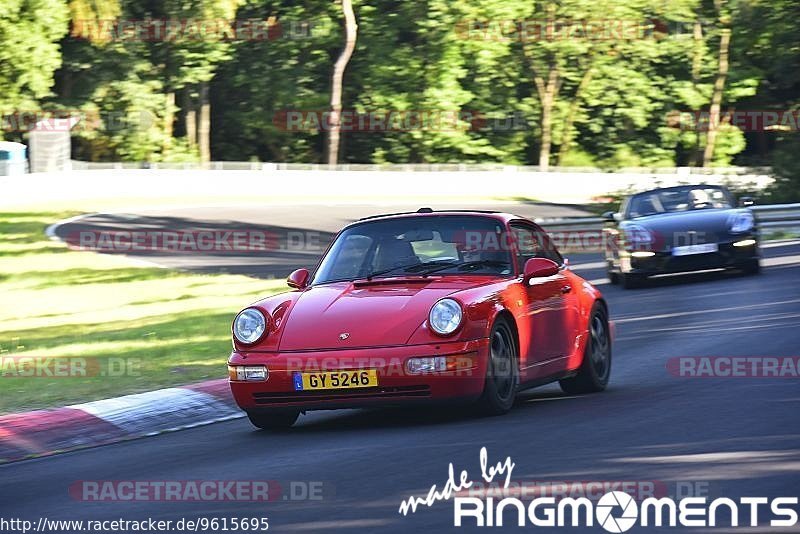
751,204,800,229
536,217,606,227
68,160,773,175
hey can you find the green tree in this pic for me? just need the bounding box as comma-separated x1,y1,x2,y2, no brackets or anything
36,0,795,173
0,0,69,137
211,0,339,162
126,0,242,161
733,0,800,200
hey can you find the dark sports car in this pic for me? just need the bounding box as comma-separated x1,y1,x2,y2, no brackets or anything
603,185,760,288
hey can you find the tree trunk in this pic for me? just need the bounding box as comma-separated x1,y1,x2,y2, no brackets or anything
164,92,175,153
534,68,559,171
60,70,74,100
184,89,197,149
703,25,731,166
198,82,211,164
327,0,358,165
689,20,704,166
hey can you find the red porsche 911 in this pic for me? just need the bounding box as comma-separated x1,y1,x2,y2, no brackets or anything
228,209,612,429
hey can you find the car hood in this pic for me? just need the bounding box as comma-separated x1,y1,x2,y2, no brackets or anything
625,209,740,247
278,277,485,351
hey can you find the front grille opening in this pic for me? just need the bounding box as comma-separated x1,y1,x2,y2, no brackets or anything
252,385,431,405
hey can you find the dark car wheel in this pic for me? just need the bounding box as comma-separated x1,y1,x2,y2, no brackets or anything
740,259,761,275
560,304,612,394
608,271,620,285
247,410,300,430
621,273,646,289
478,317,518,415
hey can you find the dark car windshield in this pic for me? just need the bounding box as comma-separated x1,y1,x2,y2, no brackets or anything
625,186,734,218
312,215,514,284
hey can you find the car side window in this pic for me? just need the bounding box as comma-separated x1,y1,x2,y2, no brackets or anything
509,223,563,271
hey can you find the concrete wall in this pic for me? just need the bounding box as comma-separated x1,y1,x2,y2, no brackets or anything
1,167,773,208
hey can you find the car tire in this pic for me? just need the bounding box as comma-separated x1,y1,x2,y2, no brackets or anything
559,304,612,394
477,317,518,415
247,410,300,430
608,271,620,285
740,259,761,275
621,273,645,289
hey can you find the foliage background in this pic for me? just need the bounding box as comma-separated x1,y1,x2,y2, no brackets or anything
0,0,798,199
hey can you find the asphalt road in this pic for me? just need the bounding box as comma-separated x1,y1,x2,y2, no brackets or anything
51,202,591,278
7,206,800,533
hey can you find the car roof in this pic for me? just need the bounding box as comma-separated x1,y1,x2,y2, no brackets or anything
630,184,729,196
349,209,522,227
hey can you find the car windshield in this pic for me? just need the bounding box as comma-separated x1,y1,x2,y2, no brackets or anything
626,186,734,218
312,215,514,284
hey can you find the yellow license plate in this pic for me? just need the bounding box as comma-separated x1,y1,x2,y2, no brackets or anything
293,370,378,391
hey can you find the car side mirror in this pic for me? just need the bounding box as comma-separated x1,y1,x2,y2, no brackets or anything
739,196,755,207
287,268,310,289
602,211,617,222
523,258,559,280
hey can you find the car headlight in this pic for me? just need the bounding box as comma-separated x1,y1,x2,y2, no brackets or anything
233,308,267,344
623,223,653,250
729,211,754,233
429,298,463,336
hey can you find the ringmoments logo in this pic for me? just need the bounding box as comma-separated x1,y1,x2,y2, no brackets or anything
398,447,800,531
596,491,638,532
453,493,799,530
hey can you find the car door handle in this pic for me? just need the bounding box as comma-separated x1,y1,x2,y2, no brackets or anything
561,285,572,294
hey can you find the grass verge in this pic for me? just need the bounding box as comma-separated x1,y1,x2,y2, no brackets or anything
0,211,286,414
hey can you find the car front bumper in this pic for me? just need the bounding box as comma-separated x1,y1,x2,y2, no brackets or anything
228,338,490,412
621,238,759,275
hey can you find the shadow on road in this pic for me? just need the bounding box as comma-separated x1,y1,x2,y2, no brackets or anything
613,268,761,291
56,213,336,279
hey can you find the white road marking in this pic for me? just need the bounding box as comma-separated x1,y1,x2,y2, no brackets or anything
584,252,800,286
568,261,606,270
615,298,800,324
761,239,800,248
764,254,800,267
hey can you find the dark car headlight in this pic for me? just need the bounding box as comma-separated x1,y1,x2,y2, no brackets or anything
728,211,755,233
623,223,653,250
233,308,267,344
